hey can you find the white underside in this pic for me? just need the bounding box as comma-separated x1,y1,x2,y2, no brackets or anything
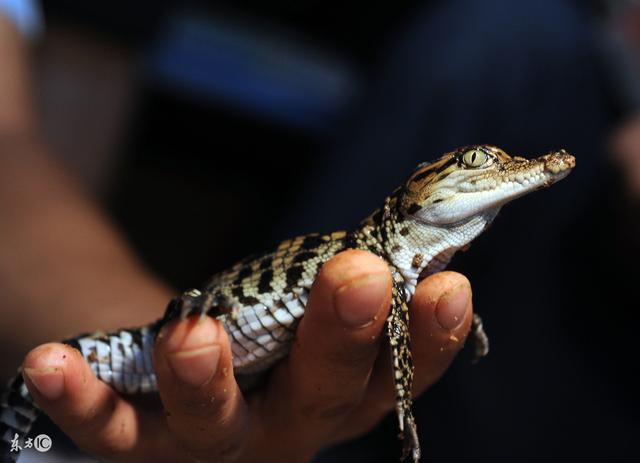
223,290,308,374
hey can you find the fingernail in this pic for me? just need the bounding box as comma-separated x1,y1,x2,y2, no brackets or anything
435,283,471,330
23,367,64,400
335,272,389,328
167,345,221,387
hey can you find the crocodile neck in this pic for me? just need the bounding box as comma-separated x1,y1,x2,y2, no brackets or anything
351,192,499,299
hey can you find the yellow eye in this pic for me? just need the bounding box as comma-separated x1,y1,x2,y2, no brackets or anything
462,149,488,167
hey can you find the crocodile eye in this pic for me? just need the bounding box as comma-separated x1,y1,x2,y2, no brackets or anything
462,149,488,168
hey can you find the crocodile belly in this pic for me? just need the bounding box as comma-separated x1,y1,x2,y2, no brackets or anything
222,290,308,374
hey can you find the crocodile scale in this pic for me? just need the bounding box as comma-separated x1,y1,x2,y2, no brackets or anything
0,145,576,462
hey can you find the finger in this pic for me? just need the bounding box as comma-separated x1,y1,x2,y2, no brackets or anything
406,271,472,393
22,343,174,461
257,249,391,457
154,316,248,462
345,271,473,432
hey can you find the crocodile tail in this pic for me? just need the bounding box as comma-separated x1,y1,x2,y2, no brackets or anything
0,323,160,462
64,324,159,395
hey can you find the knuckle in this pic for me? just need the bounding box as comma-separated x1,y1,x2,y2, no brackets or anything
65,392,117,436
171,417,248,463
76,419,135,461
184,440,244,463
362,389,396,417
324,344,378,372
299,395,357,422
175,395,221,420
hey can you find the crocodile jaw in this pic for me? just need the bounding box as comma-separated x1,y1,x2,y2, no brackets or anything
414,149,575,225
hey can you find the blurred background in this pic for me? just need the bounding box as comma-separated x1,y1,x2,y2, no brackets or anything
1,0,639,461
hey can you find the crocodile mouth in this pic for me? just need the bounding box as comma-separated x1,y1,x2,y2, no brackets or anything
503,149,576,193
458,149,576,195
403,147,576,225
540,149,576,181
444,149,575,222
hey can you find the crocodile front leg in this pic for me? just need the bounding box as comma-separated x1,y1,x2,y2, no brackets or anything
387,268,420,462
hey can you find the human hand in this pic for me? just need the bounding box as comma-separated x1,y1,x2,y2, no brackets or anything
21,250,473,462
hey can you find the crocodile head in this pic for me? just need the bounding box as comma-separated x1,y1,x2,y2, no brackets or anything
400,145,576,225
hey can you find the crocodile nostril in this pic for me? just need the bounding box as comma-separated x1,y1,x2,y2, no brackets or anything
543,151,576,174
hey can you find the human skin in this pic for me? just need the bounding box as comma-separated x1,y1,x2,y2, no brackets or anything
0,15,171,377
22,253,473,462
1,15,474,461
611,112,640,197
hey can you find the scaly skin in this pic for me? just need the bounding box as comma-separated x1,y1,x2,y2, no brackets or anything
0,145,575,462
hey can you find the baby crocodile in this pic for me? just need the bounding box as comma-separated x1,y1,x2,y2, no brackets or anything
0,145,575,462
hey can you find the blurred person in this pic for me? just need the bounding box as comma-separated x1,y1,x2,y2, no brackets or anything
603,0,640,197
612,113,640,195
0,3,173,378
0,3,478,463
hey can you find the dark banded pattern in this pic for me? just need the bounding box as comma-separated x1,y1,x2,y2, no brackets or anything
0,145,575,463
